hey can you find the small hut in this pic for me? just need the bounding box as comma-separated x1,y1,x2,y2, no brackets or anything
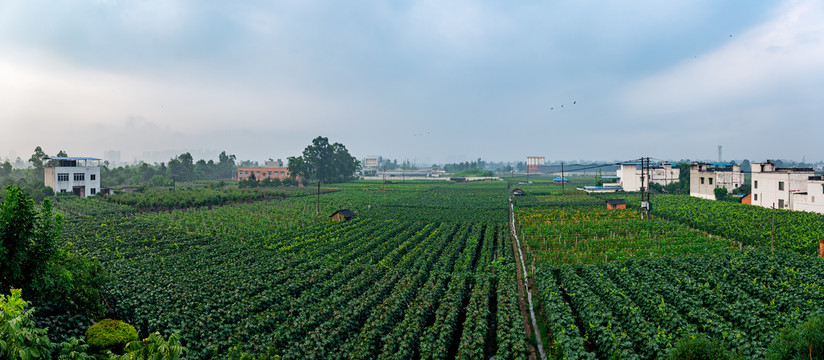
512,188,526,196
605,199,627,210
330,209,357,221
553,177,568,184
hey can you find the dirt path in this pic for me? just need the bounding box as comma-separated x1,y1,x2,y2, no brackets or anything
509,198,546,360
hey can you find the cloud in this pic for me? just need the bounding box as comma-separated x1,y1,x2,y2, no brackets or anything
619,0,824,123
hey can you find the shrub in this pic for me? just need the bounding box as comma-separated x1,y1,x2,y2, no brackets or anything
0,289,53,359
112,331,186,360
667,334,740,360
766,313,824,360
85,319,138,355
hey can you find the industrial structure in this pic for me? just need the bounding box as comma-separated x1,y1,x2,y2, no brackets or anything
526,156,545,174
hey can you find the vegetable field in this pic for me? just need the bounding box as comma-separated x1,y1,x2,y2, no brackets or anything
514,189,824,359
56,181,527,359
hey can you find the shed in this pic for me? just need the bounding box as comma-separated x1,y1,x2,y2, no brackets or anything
605,199,627,210
330,209,357,221
553,177,568,183
512,188,526,196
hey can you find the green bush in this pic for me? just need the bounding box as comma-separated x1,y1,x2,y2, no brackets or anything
0,289,53,359
109,331,186,360
766,313,824,360
667,334,741,360
85,319,138,355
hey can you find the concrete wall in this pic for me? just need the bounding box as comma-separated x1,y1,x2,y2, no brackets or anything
238,167,290,180
617,163,680,192
47,166,101,197
750,164,813,210
689,163,745,200
791,180,824,214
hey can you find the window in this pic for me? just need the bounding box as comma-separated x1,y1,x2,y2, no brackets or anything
813,196,816,203
709,178,713,185
90,174,96,181
754,180,758,189
60,189,66,193
73,173,85,181
90,188,96,195
57,173,69,182
700,177,705,184
754,194,758,201
778,199,785,208
778,181,785,191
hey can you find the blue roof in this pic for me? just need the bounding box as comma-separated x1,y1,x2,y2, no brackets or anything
553,177,568,181
708,162,734,166
44,157,102,160
600,175,620,179
620,162,642,165
582,185,623,189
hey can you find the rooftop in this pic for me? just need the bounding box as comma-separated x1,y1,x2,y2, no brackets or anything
43,156,102,160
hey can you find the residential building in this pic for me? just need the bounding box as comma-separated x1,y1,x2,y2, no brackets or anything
237,167,291,181
616,162,680,192
264,159,284,168
750,161,814,210
362,156,382,170
789,176,824,215
43,157,102,197
689,162,745,200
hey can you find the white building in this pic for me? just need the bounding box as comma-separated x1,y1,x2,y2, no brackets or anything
792,176,824,214
43,157,102,197
750,161,814,210
689,163,746,200
616,162,680,192
362,156,382,170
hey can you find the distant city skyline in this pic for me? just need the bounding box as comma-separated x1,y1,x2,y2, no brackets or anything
2,0,823,164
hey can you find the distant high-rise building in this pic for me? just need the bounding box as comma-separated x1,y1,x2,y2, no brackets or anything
104,150,121,166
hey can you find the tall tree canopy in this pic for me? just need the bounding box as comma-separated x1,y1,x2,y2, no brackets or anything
288,136,360,183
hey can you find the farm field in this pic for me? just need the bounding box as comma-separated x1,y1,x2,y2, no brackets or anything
513,183,824,359
599,193,824,255
53,180,527,359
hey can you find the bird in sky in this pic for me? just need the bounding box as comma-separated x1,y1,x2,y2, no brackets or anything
573,101,577,105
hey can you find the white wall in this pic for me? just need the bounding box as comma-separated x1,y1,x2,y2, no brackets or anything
48,166,101,197
750,169,812,210
791,180,824,214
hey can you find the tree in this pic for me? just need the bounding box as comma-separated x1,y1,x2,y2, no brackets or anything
28,146,47,170
0,161,11,177
289,137,360,183
714,187,729,201
0,186,106,316
0,289,53,359
0,186,61,294
217,151,237,179
56,150,68,157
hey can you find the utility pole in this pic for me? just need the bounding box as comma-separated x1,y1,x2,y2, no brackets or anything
561,162,565,195
317,181,321,216
771,203,775,252
640,157,651,219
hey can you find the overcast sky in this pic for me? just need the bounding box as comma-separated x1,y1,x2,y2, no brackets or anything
2,0,823,165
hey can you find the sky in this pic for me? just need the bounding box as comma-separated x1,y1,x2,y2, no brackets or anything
1,0,823,165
